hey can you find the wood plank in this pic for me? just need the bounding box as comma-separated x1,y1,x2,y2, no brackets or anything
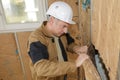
0,33,17,56
78,0,91,46
92,0,120,79
16,31,32,80
83,59,101,80
0,33,24,80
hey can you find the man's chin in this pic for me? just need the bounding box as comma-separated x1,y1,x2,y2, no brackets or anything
59,33,66,37
55,33,66,37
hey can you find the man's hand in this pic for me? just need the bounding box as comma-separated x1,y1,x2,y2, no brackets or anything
75,54,89,67
73,45,88,54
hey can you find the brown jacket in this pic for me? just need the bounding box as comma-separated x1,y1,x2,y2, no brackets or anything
27,21,77,80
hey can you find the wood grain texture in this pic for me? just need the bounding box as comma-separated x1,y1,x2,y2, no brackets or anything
16,31,32,80
92,0,120,79
0,33,24,80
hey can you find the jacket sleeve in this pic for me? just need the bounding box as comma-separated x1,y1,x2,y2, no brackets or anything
28,41,77,77
66,33,79,53
28,41,49,64
34,59,77,77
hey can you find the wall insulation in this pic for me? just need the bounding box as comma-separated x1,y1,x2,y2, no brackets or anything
91,0,120,79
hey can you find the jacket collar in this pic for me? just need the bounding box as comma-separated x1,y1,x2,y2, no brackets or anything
41,21,54,38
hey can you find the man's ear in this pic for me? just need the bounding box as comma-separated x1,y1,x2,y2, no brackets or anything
49,16,55,24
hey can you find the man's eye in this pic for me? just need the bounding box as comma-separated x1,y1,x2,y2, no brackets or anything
63,26,66,28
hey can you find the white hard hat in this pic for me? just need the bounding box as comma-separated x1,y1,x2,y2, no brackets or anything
46,1,75,24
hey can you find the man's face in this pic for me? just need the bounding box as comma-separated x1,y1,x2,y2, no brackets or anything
52,19,70,37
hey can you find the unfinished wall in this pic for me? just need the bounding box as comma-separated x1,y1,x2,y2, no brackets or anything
16,32,32,80
0,32,32,80
78,0,91,45
0,33,24,80
91,0,120,79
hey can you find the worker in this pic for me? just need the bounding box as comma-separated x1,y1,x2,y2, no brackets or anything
27,1,89,80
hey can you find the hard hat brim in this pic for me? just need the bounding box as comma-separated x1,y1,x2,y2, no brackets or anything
69,20,76,24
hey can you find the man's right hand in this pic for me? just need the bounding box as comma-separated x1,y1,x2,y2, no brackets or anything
73,45,88,54
75,54,89,67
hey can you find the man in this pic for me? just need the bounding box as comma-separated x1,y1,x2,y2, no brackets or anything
27,1,89,80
